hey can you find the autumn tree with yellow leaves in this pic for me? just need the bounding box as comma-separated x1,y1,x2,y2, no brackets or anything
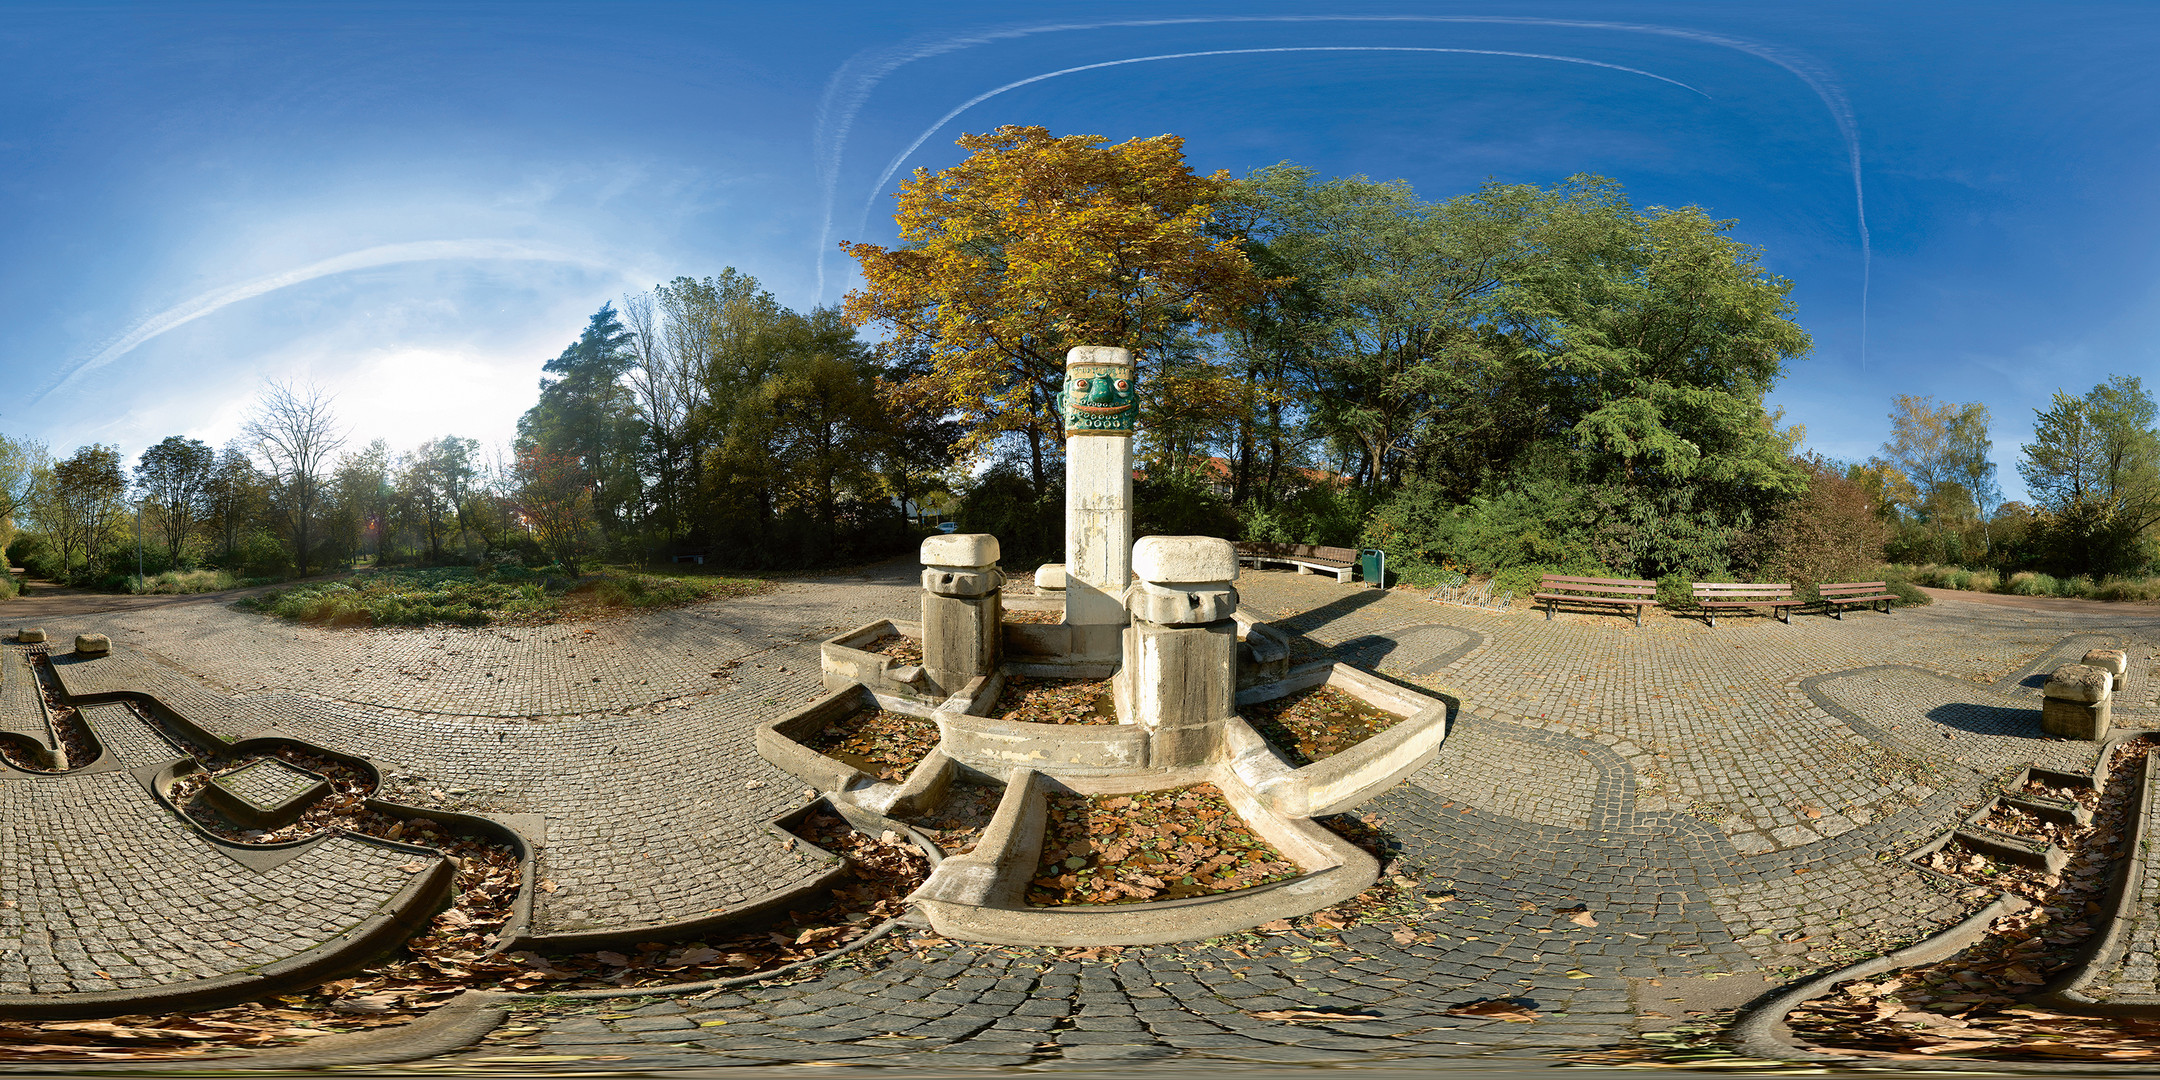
842,125,1273,493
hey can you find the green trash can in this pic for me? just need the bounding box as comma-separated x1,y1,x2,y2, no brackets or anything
1359,548,1386,588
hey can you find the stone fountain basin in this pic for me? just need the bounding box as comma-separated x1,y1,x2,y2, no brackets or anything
907,765,1377,947
936,670,1148,777
1225,661,1452,818
819,619,930,696
757,683,955,817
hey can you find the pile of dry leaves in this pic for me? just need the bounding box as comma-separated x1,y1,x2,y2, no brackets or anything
1787,738,2157,1061
996,676,1117,725
1025,783,1300,905
1241,686,1400,766
803,708,938,782
1002,608,1060,624
866,633,923,666
900,779,1003,856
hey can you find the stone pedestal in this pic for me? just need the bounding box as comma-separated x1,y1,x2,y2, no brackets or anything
1123,536,1239,769
1063,346,1135,660
921,534,1003,696
2083,649,2130,694
2042,663,2113,740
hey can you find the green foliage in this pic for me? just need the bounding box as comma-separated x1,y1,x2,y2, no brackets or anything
128,569,248,595
241,567,766,627
2018,375,2160,577
956,464,1062,569
1135,466,1237,540
245,568,557,626
1240,485,1373,548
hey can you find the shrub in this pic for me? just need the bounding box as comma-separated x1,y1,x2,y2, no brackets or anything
1758,457,1889,586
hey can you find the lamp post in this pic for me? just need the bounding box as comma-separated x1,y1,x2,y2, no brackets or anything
134,501,144,592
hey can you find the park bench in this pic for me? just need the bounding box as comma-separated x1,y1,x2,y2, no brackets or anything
1233,542,1359,584
1690,582,1802,626
1819,580,1898,619
1532,574,1658,627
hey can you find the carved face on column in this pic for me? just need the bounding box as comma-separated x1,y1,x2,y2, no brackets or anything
1062,363,1137,435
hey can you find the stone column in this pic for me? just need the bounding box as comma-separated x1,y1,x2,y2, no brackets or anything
1062,346,1136,659
2042,663,2113,740
1123,536,1239,769
921,534,1003,696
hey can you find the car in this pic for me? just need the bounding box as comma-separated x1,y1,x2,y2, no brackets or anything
936,522,959,533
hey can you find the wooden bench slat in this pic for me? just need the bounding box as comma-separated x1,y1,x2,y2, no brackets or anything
1534,573,1659,626
1817,581,1898,620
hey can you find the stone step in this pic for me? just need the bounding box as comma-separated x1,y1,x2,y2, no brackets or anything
1947,824,2068,874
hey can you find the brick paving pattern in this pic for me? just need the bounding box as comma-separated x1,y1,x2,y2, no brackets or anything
3,561,2159,1068
0,772,423,995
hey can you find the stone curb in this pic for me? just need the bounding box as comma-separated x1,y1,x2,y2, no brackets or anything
1725,889,2160,1073
1728,892,2025,1066
2033,749,2160,1016
0,990,508,1074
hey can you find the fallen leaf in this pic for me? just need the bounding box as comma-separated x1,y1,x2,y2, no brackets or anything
1446,999,1540,1022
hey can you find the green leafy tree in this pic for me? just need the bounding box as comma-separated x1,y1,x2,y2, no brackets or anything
2019,375,2160,574
518,303,646,536
201,442,269,564
133,436,215,568
39,445,127,577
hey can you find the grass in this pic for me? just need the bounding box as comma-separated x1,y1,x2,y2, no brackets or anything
1895,563,2160,602
126,569,258,595
240,566,767,627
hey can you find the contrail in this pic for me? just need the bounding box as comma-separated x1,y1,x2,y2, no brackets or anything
860,46,1708,245
812,14,1869,361
40,239,616,404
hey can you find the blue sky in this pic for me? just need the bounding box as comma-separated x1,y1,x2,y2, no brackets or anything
3,2,2156,502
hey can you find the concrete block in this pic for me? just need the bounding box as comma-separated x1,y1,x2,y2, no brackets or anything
922,533,1000,568
922,568,1002,599
1066,345,1132,367
2044,663,2112,703
2083,649,2130,692
1034,564,1067,591
2041,695,2112,740
2082,649,2129,676
1132,536,1237,584
1125,581,1238,626
14,628,43,643
73,633,110,656
922,592,1000,695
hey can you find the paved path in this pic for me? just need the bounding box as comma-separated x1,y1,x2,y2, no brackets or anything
2,564,2157,1069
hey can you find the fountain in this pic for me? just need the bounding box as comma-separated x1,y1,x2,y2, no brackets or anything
761,346,1452,945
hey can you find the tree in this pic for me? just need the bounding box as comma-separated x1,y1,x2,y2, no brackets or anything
133,436,215,568
41,445,126,577
2019,375,2160,575
0,435,49,553
514,444,598,572
243,381,346,577
843,125,1273,492
518,304,645,536
1882,396,1999,524
398,436,480,562
201,443,267,563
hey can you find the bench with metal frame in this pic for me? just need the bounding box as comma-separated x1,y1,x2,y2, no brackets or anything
1690,582,1802,627
1234,542,1359,584
1819,580,1898,619
1532,574,1657,627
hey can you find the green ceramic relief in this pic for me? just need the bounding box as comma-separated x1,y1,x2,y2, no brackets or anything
1063,363,1137,435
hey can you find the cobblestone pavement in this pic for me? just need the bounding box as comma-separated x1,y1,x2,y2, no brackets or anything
5,563,2160,1069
